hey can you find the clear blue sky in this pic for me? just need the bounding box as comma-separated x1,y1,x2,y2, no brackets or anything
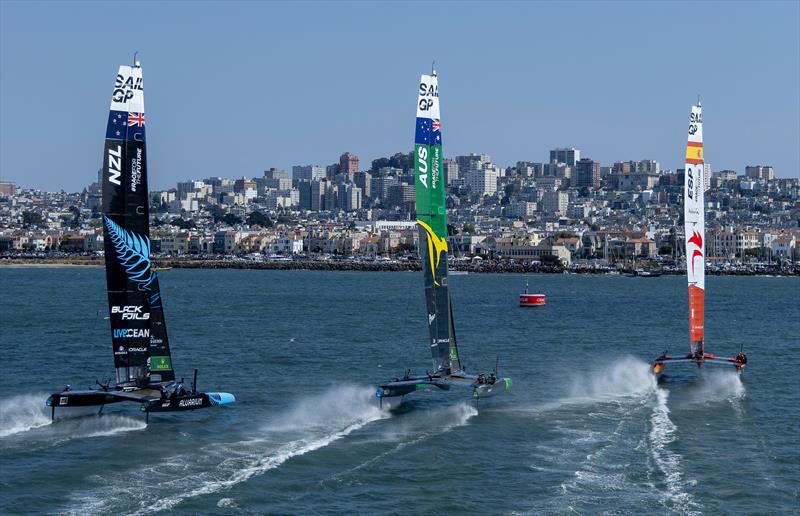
1,1,798,191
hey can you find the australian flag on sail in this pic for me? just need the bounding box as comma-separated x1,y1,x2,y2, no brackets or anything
415,117,442,146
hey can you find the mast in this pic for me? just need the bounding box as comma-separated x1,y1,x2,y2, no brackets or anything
102,60,174,386
684,99,705,356
415,65,461,375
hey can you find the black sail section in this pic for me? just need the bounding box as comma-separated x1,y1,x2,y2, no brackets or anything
447,293,462,373
418,224,453,375
101,64,174,385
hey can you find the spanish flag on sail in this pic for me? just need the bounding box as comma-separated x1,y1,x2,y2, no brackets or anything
686,141,703,164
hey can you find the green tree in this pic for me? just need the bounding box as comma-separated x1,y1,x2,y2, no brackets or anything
22,211,43,227
171,218,196,229
209,205,225,223
246,211,273,227
462,223,476,235
222,213,242,225
539,254,561,266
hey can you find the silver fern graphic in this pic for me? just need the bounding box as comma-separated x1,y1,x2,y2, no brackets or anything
103,215,155,289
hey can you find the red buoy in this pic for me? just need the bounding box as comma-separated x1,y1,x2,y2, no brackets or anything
519,293,546,306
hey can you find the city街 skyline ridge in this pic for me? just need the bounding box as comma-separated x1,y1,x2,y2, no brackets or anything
3,145,795,193
1,2,798,191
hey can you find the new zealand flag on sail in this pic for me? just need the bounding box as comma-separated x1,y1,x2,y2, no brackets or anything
106,110,146,142
415,117,442,146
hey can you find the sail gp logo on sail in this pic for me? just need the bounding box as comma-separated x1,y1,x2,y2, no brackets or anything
112,74,143,104
418,81,438,111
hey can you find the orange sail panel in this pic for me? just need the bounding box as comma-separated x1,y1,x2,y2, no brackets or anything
688,284,705,344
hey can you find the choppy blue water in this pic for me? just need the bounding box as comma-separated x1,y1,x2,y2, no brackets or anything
0,268,797,515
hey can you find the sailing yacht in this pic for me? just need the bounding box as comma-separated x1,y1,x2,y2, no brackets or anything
46,59,235,419
375,66,511,406
652,100,747,375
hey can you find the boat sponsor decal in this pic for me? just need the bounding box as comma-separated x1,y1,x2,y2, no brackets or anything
104,216,154,289
178,397,204,408
128,346,147,352
449,347,459,361
113,328,150,339
688,230,703,275
111,305,150,320
429,313,436,325
107,144,123,185
130,147,143,192
114,345,127,355
150,356,173,371
59,397,68,406
417,219,448,286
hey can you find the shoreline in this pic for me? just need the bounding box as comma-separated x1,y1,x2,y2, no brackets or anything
1,256,796,276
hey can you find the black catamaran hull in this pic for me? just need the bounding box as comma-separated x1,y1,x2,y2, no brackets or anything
376,373,511,407
46,387,235,419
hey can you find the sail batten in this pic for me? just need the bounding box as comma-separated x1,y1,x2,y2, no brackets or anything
102,64,174,385
415,71,460,375
684,102,705,354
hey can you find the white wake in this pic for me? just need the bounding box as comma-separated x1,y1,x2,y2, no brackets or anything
0,393,52,438
649,388,700,514
66,385,389,515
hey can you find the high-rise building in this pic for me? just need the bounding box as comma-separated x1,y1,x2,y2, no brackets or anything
263,168,289,180
612,161,633,174
352,171,372,199
292,165,326,182
233,177,257,193
572,158,601,188
387,183,415,208
298,181,312,210
541,191,569,214
456,153,490,173
324,183,339,211
339,152,359,177
549,147,580,166
464,166,498,195
745,165,774,180
443,159,459,184
339,183,362,211
636,160,661,174
310,180,327,211
371,175,399,202
0,181,17,196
